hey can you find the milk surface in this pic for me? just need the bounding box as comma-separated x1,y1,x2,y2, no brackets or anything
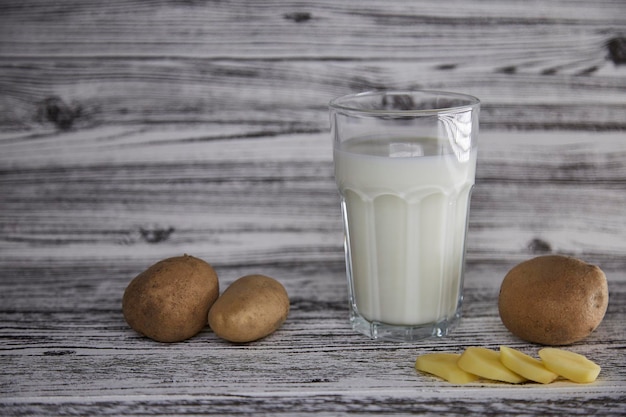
334,137,476,326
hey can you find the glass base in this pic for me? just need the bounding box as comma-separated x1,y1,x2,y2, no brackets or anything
349,308,461,342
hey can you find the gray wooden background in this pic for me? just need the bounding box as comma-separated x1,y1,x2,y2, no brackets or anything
1,0,625,415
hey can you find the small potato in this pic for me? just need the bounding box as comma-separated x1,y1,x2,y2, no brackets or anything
122,254,219,343
498,255,608,345
208,274,289,343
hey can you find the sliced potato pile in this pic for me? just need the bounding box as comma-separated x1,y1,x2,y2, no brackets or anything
415,346,600,385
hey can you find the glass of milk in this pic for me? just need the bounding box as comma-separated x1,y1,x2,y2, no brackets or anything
329,90,480,341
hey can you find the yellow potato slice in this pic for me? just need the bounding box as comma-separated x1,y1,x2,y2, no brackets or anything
415,353,480,384
457,347,527,384
499,346,558,384
538,348,601,384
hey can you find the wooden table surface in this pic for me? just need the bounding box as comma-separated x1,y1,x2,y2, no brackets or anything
1,1,625,415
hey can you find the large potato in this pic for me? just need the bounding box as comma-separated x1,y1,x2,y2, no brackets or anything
208,274,289,343
498,255,608,345
122,254,219,342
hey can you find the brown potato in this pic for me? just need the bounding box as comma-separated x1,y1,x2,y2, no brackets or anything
208,274,289,343
498,255,608,345
122,254,219,342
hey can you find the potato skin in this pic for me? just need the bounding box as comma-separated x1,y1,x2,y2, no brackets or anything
498,255,608,345
208,274,289,343
122,255,219,343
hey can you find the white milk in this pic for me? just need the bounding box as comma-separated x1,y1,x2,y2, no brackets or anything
334,137,476,326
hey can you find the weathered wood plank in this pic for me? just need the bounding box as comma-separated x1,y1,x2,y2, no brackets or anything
1,129,624,268
0,0,624,130
1,265,625,414
1,59,624,130
1,0,624,59
2,388,625,417
0,254,624,374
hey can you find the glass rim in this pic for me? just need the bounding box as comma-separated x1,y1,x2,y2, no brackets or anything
329,89,480,116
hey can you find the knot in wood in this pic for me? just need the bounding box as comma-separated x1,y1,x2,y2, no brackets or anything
284,12,312,23
607,37,626,65
528,238,552,254
39,96,82,130
140,226,175,244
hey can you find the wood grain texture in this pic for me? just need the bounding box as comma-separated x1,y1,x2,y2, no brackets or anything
1,0,625,415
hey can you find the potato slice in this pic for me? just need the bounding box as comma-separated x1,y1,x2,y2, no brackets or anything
538,348,601,384
457,347,527,384
499,346,558,384
415,353,480,384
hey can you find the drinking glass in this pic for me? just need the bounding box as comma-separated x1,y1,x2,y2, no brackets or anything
329,90,480,341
